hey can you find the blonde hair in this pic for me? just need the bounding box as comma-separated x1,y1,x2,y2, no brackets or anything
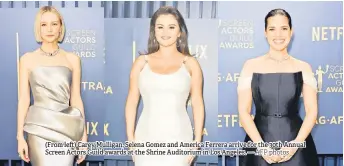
34,6,65,43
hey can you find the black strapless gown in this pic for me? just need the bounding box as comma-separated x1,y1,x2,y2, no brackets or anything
239,72,319,166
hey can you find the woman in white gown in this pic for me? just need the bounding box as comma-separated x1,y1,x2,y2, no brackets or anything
125,6,205,166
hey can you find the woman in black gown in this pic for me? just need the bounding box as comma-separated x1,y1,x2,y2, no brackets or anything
237,9,319,166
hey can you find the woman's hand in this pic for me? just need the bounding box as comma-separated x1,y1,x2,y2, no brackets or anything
278,140,299,163
187,140,200,165
17,137,30,162
258,146,282,164
128,139,136,162
76,135,87,164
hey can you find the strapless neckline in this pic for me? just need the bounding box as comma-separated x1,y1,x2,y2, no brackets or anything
253,71,302,75
29,66,72,77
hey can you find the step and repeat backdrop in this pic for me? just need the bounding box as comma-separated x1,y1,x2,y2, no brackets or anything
0,1,342,165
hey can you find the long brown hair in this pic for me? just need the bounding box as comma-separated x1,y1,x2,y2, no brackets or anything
140,6,191,56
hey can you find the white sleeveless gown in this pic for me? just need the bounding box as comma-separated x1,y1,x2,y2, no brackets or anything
134,56,194,166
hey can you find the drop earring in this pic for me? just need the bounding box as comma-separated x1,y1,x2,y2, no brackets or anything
177,38,181,47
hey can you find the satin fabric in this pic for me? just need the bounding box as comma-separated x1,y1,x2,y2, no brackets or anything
239,72,319,166
134,55,193,166
23,66,84,166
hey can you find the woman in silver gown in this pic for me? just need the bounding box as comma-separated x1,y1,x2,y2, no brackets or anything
16,6,87,166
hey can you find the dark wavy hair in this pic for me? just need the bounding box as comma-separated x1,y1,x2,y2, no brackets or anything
265,8,292,30
140,6,191,56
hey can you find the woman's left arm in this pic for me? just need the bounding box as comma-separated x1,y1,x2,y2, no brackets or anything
295,62,318,143
188,57,205,143
68,53,87,164
279,62,318,163
69,53,87,140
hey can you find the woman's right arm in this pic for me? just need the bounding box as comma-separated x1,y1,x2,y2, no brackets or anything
237,60,263,143
125,56,145,142
17,54,31,140
17,54,31,162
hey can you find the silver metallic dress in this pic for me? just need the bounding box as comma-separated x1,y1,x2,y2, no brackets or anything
23,66,84,166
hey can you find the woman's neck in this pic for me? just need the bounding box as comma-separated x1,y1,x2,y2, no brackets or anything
267,48,289,60
41,42,59,53
157,45,179,58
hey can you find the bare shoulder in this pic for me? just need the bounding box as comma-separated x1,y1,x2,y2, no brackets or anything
134,55,147,66
20,52,36,69
64,51,81,64
184,56,202,78
142,52,158,61
184,56,202,73
20,52,33,62
241,55,262,69
185,55,199,66
136,54,147,62
131,55,148,72
292,57,313,72
252,55,266,63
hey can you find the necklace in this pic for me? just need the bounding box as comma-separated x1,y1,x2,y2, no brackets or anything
267,53,290,63
40,47,60,57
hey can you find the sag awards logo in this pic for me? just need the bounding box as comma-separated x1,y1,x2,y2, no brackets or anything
314,64,342,93
86,121,110,136
64,29,97,58
82,81,113,94
218,19,254,49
